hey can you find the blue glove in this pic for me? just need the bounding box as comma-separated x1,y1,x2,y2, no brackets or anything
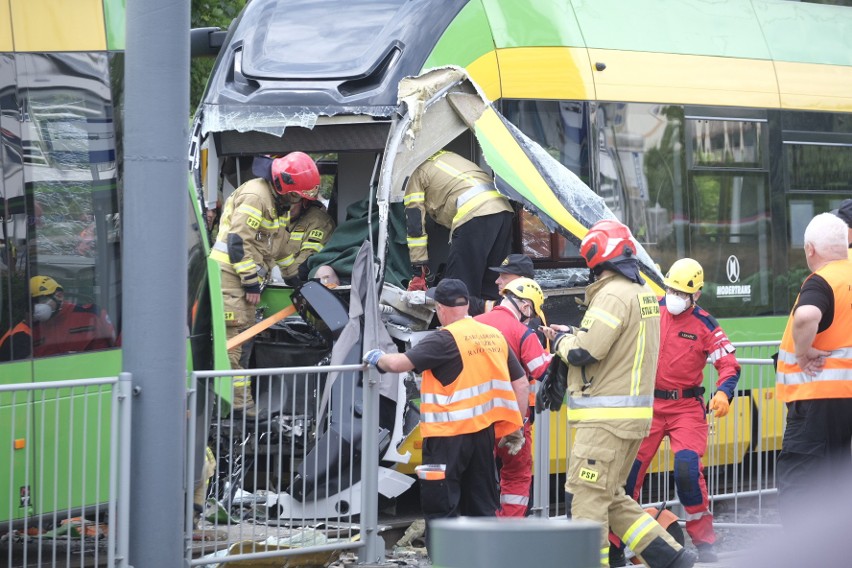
363,348,386,368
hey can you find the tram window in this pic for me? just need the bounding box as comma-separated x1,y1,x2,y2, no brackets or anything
0,55,33,362
785,144,852,193
504,100,590,265
689,119,766,169
689,173,772,318
16,53,120,358
593,102,688,270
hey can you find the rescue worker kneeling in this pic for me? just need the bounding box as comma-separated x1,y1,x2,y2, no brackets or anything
539,220,697,568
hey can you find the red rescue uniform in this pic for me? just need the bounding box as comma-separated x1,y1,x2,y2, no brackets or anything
33,302,116,357
626,299,739,547
476,305,550,517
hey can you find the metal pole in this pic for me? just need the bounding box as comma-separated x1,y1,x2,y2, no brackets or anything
116,373,133,568
532,408,551,518
358,366,383,564
124,0,189,565
358,245,385,564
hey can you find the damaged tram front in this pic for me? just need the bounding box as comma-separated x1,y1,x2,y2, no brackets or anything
189,0,662,521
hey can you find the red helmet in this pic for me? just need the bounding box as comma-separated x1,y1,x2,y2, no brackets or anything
271,152,320,199
579,219,637,269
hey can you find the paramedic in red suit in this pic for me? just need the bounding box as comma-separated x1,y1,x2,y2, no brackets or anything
475,277,551,517
30,276,116,357
625,259,740,564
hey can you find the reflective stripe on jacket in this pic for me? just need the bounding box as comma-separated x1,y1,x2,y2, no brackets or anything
274,204,335,278
776,259,852,402
420,317,523,439
404,151,512,265
555,273,660,438
210,178,288,289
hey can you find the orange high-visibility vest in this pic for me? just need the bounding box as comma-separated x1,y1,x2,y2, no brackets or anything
776,260,852,402
419,317,523,439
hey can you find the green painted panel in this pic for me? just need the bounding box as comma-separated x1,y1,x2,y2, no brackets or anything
33,350,121,381
423,1,494,70
103,0,125,51
718,315,786,344
571,0,771,60
483,0,584,48
754,0,852,67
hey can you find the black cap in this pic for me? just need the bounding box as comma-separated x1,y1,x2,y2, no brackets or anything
490,254,535,278
836,199,852,228
426,278,469,307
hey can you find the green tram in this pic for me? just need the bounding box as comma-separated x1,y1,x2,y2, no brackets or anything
0,0,228,525
1,0,851,527
191,0,852,482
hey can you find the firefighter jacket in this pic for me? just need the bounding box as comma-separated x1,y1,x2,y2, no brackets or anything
404,151,512,266
475,305,551,407
657,299,740,399
776,259,852,402
275,203,335,279
33,302,116,357
420,317,523,439
210,178,288,293
553,272,660,438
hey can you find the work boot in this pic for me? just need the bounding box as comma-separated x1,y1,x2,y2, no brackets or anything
667,548,698,568
695,543,718,563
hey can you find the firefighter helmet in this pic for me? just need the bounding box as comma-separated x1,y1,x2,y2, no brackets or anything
579,219,637,269
30,275,63,298
664,258,704,294
501,277,544,317
271,152,320,199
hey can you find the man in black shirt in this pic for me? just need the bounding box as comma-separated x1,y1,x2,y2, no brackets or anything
364,279,527,549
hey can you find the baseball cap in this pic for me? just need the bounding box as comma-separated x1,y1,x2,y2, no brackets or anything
426,278,469,307
490,254,535,278
835,198,852,228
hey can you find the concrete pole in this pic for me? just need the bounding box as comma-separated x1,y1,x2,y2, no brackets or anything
124,0,189,566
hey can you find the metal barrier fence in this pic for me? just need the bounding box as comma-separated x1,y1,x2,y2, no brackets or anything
0,374,131,568
532,341,783,528
186,363,394,567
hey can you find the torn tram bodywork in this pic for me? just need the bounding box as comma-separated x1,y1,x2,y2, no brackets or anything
190,0,661,520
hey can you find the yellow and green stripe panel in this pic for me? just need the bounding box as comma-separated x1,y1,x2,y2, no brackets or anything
472,104,664,291
424,0,852,112
0,0,125,53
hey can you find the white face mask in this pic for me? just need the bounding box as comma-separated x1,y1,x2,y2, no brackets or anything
33,302,54,322
665,294,690,316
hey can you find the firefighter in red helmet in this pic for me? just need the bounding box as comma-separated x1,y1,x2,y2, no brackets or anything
270,154,335,282
210,152,333,416
539,219,697,568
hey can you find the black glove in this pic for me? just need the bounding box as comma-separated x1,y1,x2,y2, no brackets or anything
536,356,568,413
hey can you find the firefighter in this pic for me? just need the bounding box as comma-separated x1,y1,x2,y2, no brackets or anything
538,220,696,568
475,277,551,517
776,212,852,522
362,279,527,552
624,258,740,564
29,276,116,357
404,150,513,301
209,152,322,415
273,162,334,283
468,253,536,316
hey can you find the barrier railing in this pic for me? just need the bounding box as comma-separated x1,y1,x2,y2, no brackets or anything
532,342,783,528
0,374,131,568
186,363,389,566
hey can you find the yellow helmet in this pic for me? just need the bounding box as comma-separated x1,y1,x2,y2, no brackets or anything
664,258,704,294
501,277,545,321
30,275,63,298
